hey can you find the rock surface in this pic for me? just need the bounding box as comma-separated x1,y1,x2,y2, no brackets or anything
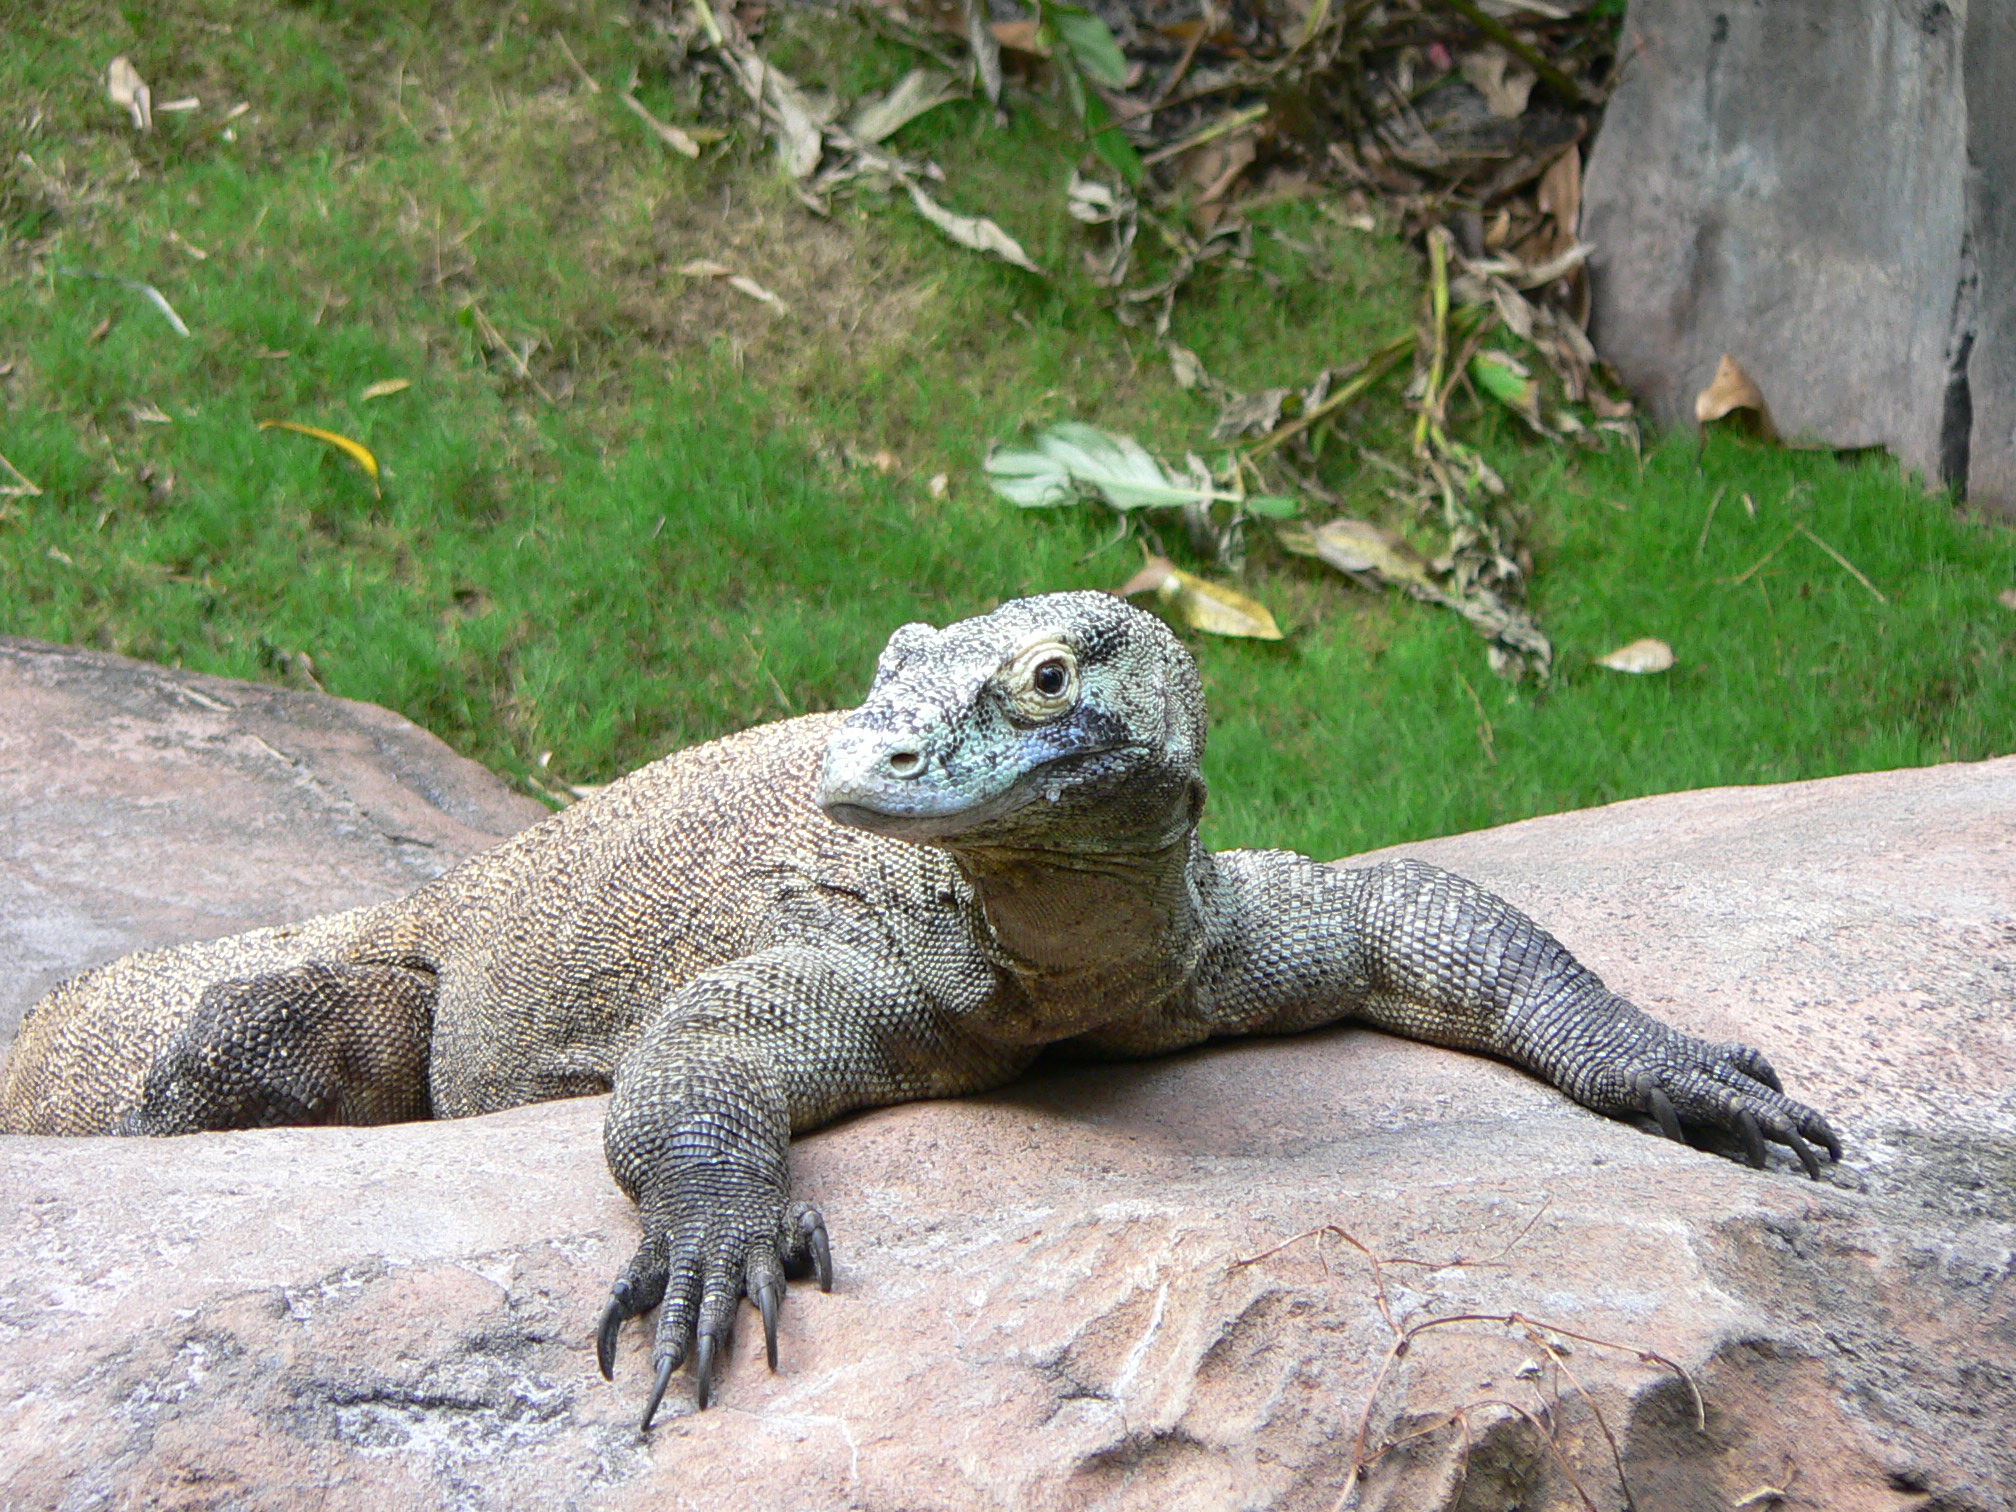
2,653,2013,1511
1583,0,2016,518
0,637,547,1055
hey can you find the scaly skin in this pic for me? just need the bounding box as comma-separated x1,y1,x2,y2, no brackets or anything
0,593,1840,1426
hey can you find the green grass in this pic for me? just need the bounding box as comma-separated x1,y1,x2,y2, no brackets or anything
3,0,2013,860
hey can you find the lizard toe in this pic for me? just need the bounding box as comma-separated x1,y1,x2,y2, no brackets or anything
783,1201,834,1291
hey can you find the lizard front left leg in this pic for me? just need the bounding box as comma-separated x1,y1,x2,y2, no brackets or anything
1192,853,1841,1175
597,943,1021,1427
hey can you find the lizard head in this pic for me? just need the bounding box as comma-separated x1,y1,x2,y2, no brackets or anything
817,592,1207,854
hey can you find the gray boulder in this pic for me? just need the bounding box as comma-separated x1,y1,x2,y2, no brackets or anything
2,651,2012,1509
1583,0,2016,517
0,637,546,1056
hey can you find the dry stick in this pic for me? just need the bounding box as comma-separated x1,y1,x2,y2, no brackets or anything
1414,228,1453,456
1523,1324,1636,1512
1481,1195,1551,1263
1456,670,1497,765
1438,0,1593,105
1244,335,1412,460
1693,484,1725,560
1139,102,1270,167
1336,1309,1706,1510
1724,525,1798,587
554,32,600,92
1796,523,1887,603
0,450,42,497
1148,0,1217,110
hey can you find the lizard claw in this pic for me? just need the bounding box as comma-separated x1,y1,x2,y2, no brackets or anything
597,1282,630,1381
640,1350,677,1433
1622,1037,1841,1180
1646,1084,1686,1145
694,1333,720,1412
755,1277,782,1371
1735,1108,1768,1169
801,1205,834,1292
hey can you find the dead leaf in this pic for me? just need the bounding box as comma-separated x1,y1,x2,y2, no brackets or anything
107,55,151,130
927,471,949,498
258,420,382,497
726,274,788,313
1117,556,1284,639
1999,588,2016,612
1167,344,1208,391
846,67,960,145
677,258,735,278
361,378,411,400
1210,388,1290,442
619,91,701,158
966,0,1003,105
1536,147,1581,243
989,19,1048,56
1460,45,1535,119
1183,129,1258,207
1595,637,1675,674
156,97,200,113
1277,517,1436,590
763,66,824,179
1694,354,1778,441
128,401,172,425
905,184,1042,274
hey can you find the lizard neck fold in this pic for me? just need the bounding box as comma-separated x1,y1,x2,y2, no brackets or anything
946,832,1206,1045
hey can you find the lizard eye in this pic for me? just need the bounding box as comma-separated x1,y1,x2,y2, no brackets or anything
1002,640,1079,719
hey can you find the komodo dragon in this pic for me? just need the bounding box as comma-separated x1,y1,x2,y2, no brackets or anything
0,592,1840,1427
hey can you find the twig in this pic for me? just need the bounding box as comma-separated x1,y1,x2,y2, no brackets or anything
1522,1323,1635,1512
1148,0,1216,109
1723,526,1798,587
1796,523,1886,603
1481,1196,1550,1263
0,450,43,497
554,32,600,92
466,301,556,404
1437,0,1594,105
1243,334,1411,459
1456,670,1496,765
1139,103,1270,167
1693,484,1725,560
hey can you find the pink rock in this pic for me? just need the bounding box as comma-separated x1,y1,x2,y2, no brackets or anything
1,646,2010,1510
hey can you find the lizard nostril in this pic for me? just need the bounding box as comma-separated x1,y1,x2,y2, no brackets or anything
885,748,922,777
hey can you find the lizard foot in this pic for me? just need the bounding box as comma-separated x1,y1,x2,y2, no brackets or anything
1620,1036,1841,1178
597,1200,831,1430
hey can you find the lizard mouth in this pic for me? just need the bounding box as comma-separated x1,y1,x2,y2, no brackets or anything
815,725,1116,842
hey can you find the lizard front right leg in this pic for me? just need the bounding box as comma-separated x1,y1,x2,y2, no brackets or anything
597,944,1021,1427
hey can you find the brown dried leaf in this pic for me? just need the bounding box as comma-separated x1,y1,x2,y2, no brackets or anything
1694,354,1778,440
1460,45,1535,119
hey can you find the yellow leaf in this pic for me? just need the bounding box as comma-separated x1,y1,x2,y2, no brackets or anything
1278,517,1436,591
258,420,381,497
1117,555,1283,640
1693,354,1777,441
360,378,411,400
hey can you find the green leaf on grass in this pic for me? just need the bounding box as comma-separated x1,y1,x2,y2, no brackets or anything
1051,6,1129,87
1469,349,1541,425
1243,494,1301,520
985,422,1228,511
